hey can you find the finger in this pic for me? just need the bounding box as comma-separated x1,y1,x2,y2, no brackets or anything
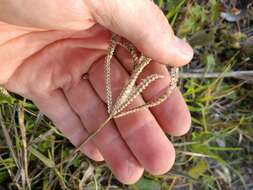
0,29,74,85
31,89,104,161
89,57,175,175
0,21,39,45
116,47,191,136
0,0,96,30
4,26,110,91
64,79,144,184
86,0,193,66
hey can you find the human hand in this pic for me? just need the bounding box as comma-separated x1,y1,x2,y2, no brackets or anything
0,0,193,184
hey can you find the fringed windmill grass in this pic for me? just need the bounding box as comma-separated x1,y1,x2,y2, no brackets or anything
75,34,179,152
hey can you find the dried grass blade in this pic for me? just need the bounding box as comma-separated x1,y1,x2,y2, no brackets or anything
18,104,31,190
0,110,20,169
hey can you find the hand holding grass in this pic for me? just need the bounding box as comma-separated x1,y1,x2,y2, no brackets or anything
0,0,193,184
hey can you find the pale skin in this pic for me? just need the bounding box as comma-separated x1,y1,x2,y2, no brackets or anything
0,0,194,184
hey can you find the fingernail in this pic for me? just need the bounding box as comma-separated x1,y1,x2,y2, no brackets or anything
173,36,193,60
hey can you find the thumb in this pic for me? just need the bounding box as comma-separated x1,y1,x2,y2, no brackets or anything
86,0,193,66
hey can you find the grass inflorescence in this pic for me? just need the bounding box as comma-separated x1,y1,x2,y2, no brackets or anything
74,34,178,153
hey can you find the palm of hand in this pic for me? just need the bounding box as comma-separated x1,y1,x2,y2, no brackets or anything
2,23,191,184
